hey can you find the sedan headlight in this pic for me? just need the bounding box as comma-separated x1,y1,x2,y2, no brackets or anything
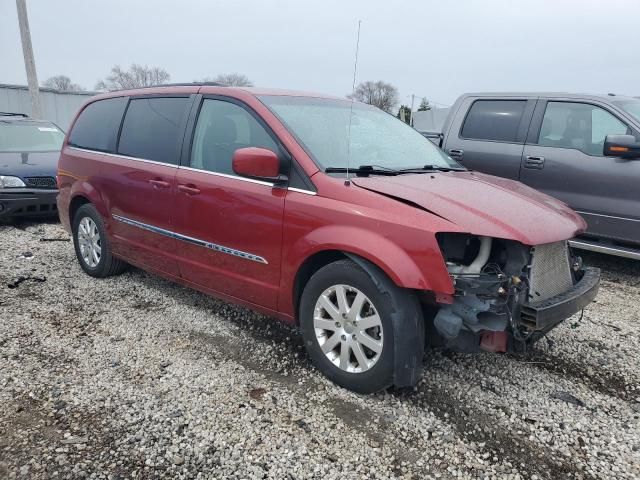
0,176,27,188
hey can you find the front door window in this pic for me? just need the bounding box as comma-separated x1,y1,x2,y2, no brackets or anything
538,102,628,156
191,99,279,175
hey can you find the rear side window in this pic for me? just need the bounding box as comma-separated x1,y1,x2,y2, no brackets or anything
69,97,127,152
461,100,527,142
118,97,190,165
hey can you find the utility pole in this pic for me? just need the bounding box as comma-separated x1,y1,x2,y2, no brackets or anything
16,0,42,119
410,94,415,126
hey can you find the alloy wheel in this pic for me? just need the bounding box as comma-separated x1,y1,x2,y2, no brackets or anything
77,217,101,268
313,284,383,373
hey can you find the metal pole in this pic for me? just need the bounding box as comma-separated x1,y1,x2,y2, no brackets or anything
410,94,415,126
16,0,42,119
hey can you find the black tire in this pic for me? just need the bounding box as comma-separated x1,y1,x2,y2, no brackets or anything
72,203,126,278
299,258,424,393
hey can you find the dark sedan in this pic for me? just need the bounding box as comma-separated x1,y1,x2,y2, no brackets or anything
0,113,64,218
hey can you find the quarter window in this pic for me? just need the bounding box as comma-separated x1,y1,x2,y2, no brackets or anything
118,97,189,165
190,99,278,175
538,102,628,156
461,100,527,142
69,97,127,152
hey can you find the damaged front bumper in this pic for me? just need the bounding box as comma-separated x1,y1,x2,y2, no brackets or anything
520,266,600,332
433,234,602,353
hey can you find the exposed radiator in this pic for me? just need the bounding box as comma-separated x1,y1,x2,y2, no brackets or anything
528,241,573,303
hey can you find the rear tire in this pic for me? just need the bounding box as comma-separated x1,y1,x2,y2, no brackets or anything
299,258,424,393
72,204,126,278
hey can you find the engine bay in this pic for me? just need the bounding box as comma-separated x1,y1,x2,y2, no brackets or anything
433,233,584,353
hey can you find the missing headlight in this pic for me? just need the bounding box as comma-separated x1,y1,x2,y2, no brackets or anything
433,233,532,352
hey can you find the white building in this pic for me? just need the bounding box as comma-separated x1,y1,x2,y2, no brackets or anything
412,107,450,133
0,83,96,130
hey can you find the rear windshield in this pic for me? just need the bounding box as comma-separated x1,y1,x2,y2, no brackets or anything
259,95,457,170
0,121,65,152
613,99,640,123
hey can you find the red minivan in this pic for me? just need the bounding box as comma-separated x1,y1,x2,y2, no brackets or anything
57,84,600,393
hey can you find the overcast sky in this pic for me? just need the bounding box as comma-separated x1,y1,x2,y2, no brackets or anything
1,0,638,106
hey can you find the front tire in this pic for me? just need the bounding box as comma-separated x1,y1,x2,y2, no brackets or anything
72,204,126,278
300,259,424,393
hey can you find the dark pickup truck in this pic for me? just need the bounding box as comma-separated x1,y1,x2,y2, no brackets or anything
429,93,640,260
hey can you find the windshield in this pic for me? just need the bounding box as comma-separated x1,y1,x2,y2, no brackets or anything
613,99,640,123
259,95,459,171
0,121,65,152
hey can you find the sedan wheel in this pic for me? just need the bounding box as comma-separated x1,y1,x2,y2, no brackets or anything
313,284,383,373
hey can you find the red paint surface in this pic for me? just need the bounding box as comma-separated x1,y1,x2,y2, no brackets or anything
232,147,280,179
57,86,587,325
480,331,509,353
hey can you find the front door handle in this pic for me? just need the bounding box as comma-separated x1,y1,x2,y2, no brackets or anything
178,184,201,195
449,149,464,160
524,156,545,169
148,179,171,189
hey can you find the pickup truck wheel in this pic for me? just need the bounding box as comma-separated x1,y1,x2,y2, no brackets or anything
72,204,126,278
300,259,424,393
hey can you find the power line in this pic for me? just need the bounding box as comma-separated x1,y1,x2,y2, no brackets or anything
405,94,450,108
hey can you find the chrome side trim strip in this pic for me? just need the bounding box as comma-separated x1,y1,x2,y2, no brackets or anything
68,147,319,194
178,165,274,187
569,239,640,260
575,210,640,223
112,214,268,264
68,146,178,168
287,187,317,196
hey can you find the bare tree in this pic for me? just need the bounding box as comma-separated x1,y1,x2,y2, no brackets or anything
348,81,399,113
200,73,253,87
95,64,170,91
42,75,83,92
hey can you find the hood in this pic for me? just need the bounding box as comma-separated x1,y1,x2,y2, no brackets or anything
0,151,60,178
352,171,586,246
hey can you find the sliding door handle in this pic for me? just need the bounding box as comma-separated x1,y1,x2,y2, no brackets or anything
148,179,170,189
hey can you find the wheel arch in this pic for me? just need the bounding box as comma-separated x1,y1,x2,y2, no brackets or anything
292,249,349,322
69,194,91,226
68,181,110,226
289,237,435,324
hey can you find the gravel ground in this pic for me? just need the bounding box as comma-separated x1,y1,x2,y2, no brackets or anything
1,220,639,480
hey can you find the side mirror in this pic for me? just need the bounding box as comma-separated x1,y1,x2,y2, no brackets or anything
232,147,286,183
603,134,640,159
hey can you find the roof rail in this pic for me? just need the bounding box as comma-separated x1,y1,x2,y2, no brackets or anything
110,82,226,92
0,112,29,117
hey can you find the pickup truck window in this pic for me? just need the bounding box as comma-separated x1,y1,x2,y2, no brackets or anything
612,99,640,123
460,100,526,142
538,102,628,156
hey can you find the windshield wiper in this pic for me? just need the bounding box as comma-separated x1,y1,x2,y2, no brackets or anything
325,165,400,176
325,164,467,177
399,164,467,173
